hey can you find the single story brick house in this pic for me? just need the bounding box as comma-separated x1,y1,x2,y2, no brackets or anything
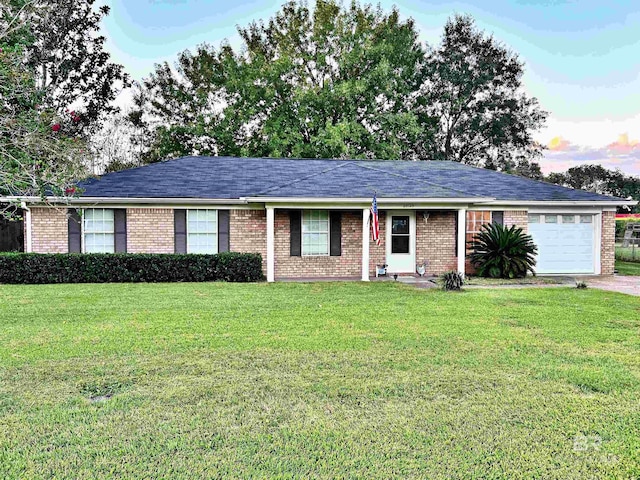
10,157,636,281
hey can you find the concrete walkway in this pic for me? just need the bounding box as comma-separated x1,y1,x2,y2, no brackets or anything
583,276,640,296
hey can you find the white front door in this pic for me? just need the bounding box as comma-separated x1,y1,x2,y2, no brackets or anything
386,211,416,274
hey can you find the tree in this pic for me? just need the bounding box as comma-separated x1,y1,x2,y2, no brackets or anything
547,165,640,212
420,15,546,176
131,2,546,175
2,0,130,133
0,43,87,218
132,0,428,163
0,1,125,218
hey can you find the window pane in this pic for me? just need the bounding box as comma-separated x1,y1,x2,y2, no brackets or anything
545,215,558,223
83,209,114,253
580,215,592,224
391,236,410,254
187,210,217,235
562,215,575,224
302,210,329,255
391,217,409,235
528,214,540,224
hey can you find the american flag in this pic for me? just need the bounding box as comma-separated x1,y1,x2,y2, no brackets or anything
370,194,380,245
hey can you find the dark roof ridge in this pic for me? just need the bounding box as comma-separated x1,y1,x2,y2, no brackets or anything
254,161,353,195
355,162,483,198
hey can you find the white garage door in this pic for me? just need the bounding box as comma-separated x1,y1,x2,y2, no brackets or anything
528,214,595,274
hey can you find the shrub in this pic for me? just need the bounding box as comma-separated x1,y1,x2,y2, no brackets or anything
468,223,537,279
441,270,464,291
0,252,264,284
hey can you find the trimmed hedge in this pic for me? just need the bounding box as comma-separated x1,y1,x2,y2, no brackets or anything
0,252,264,284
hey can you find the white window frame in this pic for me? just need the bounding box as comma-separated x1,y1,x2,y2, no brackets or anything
187,209,218,254
82,208,115,253
302,210,330,256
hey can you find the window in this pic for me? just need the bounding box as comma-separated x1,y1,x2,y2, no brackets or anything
187,209,218,254
545,215,558,224
580,215,593,224
83,209,114,253
391,216,410,254
562,215,575,224
528,214,540,224
466,210,491,244
302,210,329,256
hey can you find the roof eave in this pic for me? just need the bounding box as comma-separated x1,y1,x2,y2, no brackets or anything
481,199,638,207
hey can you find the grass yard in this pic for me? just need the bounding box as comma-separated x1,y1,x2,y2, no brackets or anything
616,260,640,276
1,283,639,479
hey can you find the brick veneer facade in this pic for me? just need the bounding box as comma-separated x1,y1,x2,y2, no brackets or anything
416,211,457,275
230,209,267,272
126,208,174,253
30,207,68,253
25,206,617,278
504,210,528,232
601,211,615,275
274,210,362,278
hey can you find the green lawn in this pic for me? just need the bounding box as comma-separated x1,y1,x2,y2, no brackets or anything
1,283,639,479
616,260,640,276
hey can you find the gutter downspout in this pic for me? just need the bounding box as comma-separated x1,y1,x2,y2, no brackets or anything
21,202,32,253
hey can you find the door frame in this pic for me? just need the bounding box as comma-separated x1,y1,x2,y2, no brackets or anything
385,210,416,274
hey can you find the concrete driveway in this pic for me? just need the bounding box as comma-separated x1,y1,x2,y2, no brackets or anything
586,276,640,296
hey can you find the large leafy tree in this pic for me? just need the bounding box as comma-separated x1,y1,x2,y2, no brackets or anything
132,2,546,174
421,14,546,177
133,0,428,163
2,0,130,133
0,0,126,217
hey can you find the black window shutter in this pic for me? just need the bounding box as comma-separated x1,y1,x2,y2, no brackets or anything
492,211,504,226
329,211,341,256
455,211,459,257
218,210,230,253
68,209,82,253
114,209,127,253
290,210,301,256
174,209,187,253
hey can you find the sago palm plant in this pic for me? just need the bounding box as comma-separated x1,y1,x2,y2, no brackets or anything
468,223,538,278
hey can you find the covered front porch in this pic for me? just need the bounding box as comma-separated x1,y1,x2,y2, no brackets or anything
261,201,474,282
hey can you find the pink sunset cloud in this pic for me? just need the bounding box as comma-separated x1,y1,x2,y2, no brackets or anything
607,133,640,154
540,133,640,177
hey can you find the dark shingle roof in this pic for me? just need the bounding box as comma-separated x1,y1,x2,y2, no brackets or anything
77,156,624,202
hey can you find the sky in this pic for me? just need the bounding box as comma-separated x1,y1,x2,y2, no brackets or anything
101,0,640,176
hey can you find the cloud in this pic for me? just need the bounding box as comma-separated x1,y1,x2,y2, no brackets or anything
547,136,572,151
607,133,640,155
540,132,640,177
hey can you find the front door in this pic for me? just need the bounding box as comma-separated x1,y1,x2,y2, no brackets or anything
386,211,416,274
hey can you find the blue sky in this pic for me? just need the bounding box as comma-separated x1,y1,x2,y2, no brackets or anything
101,0,640,175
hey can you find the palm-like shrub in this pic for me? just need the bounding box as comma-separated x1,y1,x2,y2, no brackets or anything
468,223,537,278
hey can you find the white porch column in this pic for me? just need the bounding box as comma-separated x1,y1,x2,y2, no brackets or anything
457,208,466,276
361,207,370,281
22,203,32,253
266,206,275,282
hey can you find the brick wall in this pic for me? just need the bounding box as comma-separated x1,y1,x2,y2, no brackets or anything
274,210,362,278
230,209,267,273
416,211,457,275
126,208,174,253
30,207,68,253
601,210,615,275
504,210,528,232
